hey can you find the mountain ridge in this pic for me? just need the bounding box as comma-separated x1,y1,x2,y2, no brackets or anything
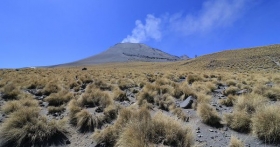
52,43,184,67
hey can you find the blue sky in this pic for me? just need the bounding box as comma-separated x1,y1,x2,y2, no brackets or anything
0,0,279,68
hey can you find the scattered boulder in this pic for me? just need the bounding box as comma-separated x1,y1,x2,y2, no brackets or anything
82,67,87,70
180,96,195,109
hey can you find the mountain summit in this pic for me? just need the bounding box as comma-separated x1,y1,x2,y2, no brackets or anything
54,43,182,67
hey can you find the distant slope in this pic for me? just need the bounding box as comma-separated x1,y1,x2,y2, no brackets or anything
182,44,280,72
53,43,181,67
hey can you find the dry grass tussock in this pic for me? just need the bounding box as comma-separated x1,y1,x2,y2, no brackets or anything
229,136,244,147
93,107,194,147
78,89,113,108
252,104,280,143
1,96,38,115
45,90,73,106
0,108,68,147
197,103,221,127
224,93,268,132
1,83,21,100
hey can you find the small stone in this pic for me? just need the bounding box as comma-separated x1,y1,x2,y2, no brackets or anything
211,136,214,139
223,127,228,131
197,127,200,130
209,129,214,132
66,140,71,144
198,134,203,138
196,130,201,133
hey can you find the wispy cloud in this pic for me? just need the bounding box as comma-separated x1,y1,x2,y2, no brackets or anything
170,0,250,35
122,14,161,43
122,0,253,43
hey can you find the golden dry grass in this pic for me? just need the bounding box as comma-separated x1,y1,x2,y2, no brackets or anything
229,136,244,147
197,103,221,127
252,104,280,143
0,108,68,147
0,45,280,146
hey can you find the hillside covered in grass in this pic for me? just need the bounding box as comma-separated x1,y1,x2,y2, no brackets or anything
0,44,280,147
182,44,280,72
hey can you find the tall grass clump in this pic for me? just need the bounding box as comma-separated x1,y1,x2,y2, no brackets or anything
224,94,268,132
187,74,203,84
229,136,244,147
251,104,280,143
0,108,68,147
93,107,194,147
78,89,113,108
1,83,20,100
197,103,221,127
45,90,73,106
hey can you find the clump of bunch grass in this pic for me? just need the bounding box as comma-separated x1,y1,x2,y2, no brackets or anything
187,74,203,84
251,104,280,143
264,87,280,101
103,104,119,122
224,94,268,132
118,78,136,90
1,96,39,115
1,83,20,100
93,107,194,147
78,89,113,108
219,95,236,107
113,88,129,102
48,105,66,114
137,90,157,105
155,94,175,111
42,81,61,96
224,109,251,132
152,112,193,146
197,103,221,127
0,108,68,147
224,86,239,96
94,80,112,91
75,109,96,132
68,99,104,132
229,136,244,147
45,90,73,106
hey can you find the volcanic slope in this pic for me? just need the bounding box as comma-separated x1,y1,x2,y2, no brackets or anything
54,43,181,67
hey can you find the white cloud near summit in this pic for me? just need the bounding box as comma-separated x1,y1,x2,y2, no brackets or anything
121,14,162,43
122,0,253,43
